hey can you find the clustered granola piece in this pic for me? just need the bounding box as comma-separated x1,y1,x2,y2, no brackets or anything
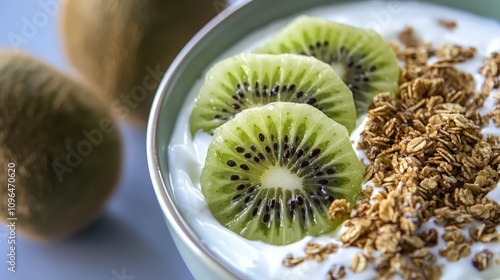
435,44,476,63
398,27,421,48
350,253,368,273
282,242,339,268
437,19,458,30
283,26,500,280
472,249,494,271
327,264,346,280
328,199,350,220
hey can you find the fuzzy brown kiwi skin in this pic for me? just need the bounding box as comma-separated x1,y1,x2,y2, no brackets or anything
0,51,122,242
60,0,224,126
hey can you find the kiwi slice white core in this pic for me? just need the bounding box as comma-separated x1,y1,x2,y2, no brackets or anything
261,166,302,190
331,62,348,80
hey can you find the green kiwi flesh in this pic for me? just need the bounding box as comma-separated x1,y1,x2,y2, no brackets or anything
201,102,363,245
189,53,357,135
255,16,400,115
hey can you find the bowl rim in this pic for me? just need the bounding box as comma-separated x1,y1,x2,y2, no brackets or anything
146,1,252,278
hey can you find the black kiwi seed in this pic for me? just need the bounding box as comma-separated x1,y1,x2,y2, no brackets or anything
237,184,245,190
252,208,258,216
310,148,321,158
296,149,304,158
250,145,256,152
295,91,304,98
227,160,236,167
296,196,304,205
259,133,265,142
265,146,271,153
240,164,249,171
236,146,245,153
230,175,240,180
326,168,336,174
244,153,252,159
305,98,317,105
318,179,328,185
263,213,270,223
269,199,276,208
257,199,263,207
300,161,309,168
283,150,290,159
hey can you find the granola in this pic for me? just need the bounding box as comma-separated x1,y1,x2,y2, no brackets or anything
283,24,500,279
438,19,458,30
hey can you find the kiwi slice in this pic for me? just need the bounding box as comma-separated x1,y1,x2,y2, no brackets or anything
189,53,357,135
201,102,363,245
255,16,400,114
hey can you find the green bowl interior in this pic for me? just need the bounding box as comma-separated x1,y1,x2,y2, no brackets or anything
150,0,500,276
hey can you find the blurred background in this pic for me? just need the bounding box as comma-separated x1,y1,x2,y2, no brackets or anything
0,1,234,279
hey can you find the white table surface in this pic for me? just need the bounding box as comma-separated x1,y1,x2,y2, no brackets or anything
0,1,196,279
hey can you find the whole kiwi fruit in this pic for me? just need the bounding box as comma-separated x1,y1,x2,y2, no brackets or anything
60,0,225,125
0,51,122,241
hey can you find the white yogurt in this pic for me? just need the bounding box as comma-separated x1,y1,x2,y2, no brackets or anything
168,1,500,279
